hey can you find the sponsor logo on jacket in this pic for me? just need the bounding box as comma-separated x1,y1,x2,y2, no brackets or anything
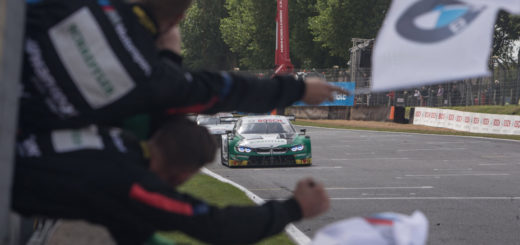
25,39,79,117
49,7,135,109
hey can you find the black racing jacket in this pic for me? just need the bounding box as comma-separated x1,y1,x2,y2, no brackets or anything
13,126,302,245
20,0,305,134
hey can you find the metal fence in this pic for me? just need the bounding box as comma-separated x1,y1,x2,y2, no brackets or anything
236,64,520,108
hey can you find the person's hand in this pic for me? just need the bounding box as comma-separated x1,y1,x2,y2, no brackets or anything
302,78,350,105
156,25,182,55
293,178,330,219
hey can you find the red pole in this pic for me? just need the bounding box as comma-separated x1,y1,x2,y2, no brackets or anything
274,0,294,75
273,0,294,115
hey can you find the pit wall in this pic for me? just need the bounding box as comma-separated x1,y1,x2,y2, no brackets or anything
413,107,520,135
286,106,391,121
286,106,344,120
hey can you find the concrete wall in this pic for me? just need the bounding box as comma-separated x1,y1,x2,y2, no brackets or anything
287,107,330,119
287,106,350,120
288,106,391,122
350,106,391,121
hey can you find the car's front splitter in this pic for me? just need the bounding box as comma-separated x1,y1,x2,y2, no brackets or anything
228,157,312,167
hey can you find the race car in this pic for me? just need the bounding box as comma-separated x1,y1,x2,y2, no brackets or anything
196,113,236,135
220,115,311,167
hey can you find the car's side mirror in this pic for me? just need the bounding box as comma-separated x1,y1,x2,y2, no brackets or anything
300,129,306,135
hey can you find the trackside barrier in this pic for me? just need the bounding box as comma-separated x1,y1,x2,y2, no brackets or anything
413,107,520,135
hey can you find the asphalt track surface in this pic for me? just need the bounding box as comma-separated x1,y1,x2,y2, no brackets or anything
207,126,520,245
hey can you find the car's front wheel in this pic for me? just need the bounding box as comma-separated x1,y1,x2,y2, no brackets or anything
220,135,229,166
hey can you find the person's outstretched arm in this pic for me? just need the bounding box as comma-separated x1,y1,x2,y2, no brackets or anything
152,25,346,115
128,174,329,245
20,1,345,132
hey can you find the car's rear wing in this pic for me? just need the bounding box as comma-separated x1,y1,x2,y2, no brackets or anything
220,117,239,124
186,113,197,122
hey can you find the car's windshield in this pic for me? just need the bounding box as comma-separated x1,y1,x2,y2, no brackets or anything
237,121,295,134
197,117,219,125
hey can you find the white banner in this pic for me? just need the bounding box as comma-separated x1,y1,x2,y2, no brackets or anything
372,0,520,92
413,107,520,135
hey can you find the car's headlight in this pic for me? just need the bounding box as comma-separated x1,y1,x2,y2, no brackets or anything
237,146,252,153
291,144,305,152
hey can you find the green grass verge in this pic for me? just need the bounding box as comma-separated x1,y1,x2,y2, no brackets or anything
160,174,295,245
293,120,520,141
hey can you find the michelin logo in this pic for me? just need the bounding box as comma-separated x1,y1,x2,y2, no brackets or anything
396,0,485,43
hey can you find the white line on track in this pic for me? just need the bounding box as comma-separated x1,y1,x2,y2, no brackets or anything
265,197,520,201
342,152,376,155
327,197,520,200
313,145,352,148
316,152,377,156
249,186,434,191
404,173,510,177
397,148,466,152
424,142,467,144
434,168,473,171
328,186,434,190
211,166,343,172
329,157,409,161
361,193,401,196
479,163,509,166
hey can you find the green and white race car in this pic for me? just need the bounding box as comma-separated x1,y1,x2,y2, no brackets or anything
220,115,312,167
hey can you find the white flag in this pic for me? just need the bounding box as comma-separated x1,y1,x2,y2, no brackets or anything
372,0,519,92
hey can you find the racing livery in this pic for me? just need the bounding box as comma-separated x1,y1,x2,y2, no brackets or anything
221,115,311,167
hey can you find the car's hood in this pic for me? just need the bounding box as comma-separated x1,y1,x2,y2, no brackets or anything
238,134,294,148
204,124,234,134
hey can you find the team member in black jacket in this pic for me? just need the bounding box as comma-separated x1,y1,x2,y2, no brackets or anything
13,117,330,244
20,0,345,134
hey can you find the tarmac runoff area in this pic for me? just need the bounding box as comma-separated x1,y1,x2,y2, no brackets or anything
207,126,520,245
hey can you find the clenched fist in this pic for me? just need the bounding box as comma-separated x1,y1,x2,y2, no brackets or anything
293,178,330,218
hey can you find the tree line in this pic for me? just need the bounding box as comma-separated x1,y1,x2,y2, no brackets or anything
180,0,520,71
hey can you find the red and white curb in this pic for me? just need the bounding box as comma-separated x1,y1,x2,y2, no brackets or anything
201,168,311,245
